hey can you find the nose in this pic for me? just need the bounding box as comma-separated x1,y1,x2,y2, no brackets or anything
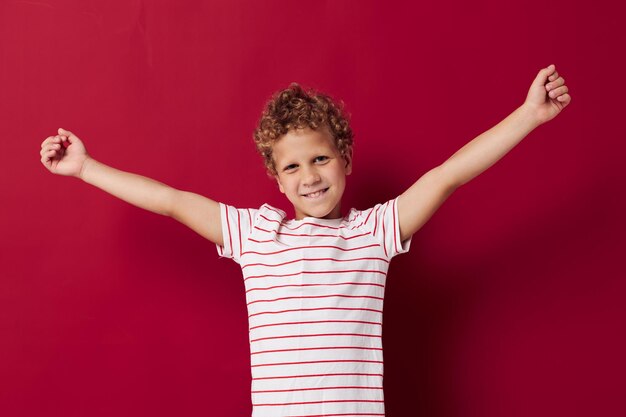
301,166,321,186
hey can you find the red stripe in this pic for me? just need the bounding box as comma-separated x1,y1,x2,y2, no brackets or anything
362,208,372,227
244,269,386,282
246,240,380,249
252,385,383,393
246,281,384,294
254,375,383,384
381,202,388,258
251,345,383,355
372,206,380,236
250,333,381,343
253,372,383,381
249,319,381,331
225,205,233,257
260,214,348,231
254,398,384,406
242,256,389,270
284,221,347,231
392,198,398,255
265,205,286,218
246,208,252,228
237,208,242,259
248,238,274,243
249,306,382,319
251,358,383,368
284,413,384,417
243,243,381,257
254,226,370,240
349,210,373,231
247,294,383,306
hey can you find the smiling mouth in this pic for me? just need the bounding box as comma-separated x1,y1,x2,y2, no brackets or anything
302,187,329,198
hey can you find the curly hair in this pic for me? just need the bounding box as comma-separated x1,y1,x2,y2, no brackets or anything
253,82,354,177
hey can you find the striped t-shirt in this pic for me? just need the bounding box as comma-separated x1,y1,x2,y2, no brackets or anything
216,196,412,417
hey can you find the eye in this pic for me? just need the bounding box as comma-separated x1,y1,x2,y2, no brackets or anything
315,156,329,162
284,164,297,171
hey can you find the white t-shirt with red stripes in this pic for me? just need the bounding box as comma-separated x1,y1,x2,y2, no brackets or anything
216,196,412,417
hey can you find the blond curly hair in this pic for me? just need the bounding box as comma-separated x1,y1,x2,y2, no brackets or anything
253,82,354,177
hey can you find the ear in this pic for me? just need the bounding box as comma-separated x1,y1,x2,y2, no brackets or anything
274,174,285,194
343,148,353,176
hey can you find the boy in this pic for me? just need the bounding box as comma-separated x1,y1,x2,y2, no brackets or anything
39,64,570,416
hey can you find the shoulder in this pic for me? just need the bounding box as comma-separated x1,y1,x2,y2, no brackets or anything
347,197,399,232
258,203,286,222
251,203,289,233
217,202,278,234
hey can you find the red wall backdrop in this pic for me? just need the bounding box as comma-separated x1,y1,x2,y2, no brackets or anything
2,1,624,416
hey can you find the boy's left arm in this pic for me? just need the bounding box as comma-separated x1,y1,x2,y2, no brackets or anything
398,64,571,241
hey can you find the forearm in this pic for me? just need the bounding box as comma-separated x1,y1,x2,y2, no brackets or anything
441,104,541,188
79,158,175,216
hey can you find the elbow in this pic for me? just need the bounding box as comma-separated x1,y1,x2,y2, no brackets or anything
432,164,461,193
161,187,179,218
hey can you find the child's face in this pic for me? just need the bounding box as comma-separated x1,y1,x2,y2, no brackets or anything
272,126,352,220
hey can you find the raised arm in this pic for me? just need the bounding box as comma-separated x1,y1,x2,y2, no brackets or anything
79,157,174,216
168,190,223,246
81,159,224,246
40,128,223,246
397,64,571,241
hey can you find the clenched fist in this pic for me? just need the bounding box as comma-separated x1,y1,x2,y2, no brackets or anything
40,128,90,178
523,64,571,125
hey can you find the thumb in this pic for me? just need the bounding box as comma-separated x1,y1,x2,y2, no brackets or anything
58,127,72,136
533,64,555,87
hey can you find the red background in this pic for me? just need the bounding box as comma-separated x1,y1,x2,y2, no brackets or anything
2,0,625,416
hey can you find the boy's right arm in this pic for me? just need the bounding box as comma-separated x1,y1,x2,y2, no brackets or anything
168,189,223,247
41,128,223,246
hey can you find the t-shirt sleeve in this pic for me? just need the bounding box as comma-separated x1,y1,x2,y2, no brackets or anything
215,202,258,264
361,196,412,259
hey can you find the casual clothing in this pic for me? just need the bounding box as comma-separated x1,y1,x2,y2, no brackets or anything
216,197,412,417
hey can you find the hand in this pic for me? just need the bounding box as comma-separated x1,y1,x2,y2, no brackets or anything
522,64,571,126
40,128,90,178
